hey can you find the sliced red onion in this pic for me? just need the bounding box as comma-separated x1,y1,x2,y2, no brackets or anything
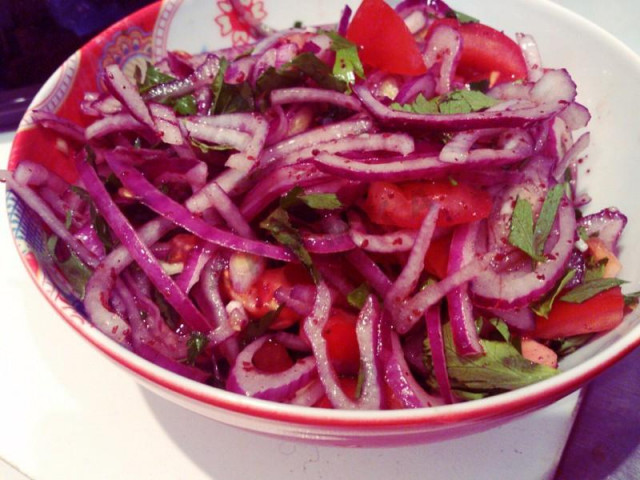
395,257,487,334
425,306,456,404
516,33,543,82
446,222,483,356
199,255,237,345
302,231,355,254
394,73,436,105
135,342,210,383
386,204,439,304
104,64,155,131
182,118,252,151
175,243,214,293
423,23,461,95
6,175,99,268
31,109,85,144
149,103,184,145
239,163,329,220
558,102,591,130
384,330,443,408
274,286,314,317
103,151,292,261
337,4,352,36
190,181,254,238
77,152,212,332
271,87,363,111
288,379,326,406
487,306,535,331
348,212,417,253
578,208,628,253
355,69,576,131
143,54,220,102
226,336,317,401
304,285,383,410
471,197,576,309
552,131,589,181
85,112,149,140
259,116,374,165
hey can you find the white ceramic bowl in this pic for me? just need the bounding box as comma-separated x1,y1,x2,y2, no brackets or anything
5,0,640,446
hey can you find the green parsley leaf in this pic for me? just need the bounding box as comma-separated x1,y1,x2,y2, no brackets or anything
189,138,234,153
243,304,285,342
489,317,512,343
391,90,497,115
560,278,627,303
508,196,545,262
441,323,558,392
347,283,371,310
325,31,365,87
577,226,589,242
552,334,593,357
293,20,303,28
173,94,197,115
533,184,565,257
70,186,114,253
532,269,577,318
186,332,209,365
584,259,607,282
259,208,319,283
210,56,255,114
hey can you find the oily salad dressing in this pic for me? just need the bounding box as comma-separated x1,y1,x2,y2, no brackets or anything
2,0,638,409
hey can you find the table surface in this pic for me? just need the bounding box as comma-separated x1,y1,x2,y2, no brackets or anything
1,1,639,479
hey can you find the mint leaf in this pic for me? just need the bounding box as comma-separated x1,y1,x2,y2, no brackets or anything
508,196,545,262
186,331,209,365
532,269,576,318
560,278,627,303
173,94,197,115
533,184,565,256
326,31,365,87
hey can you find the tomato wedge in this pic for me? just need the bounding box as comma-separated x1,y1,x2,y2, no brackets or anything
346,0,427,75
251,338,294,373
221,264,312,330
322,308,361,376
361,180,493,229
533,287,625,339
424,232,452,279
429,18,527,85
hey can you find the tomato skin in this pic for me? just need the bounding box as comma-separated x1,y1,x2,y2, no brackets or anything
361,180,493,230
346,0,427,75
251,338,294,373
429,19,527,85
322,308,361,376
424,232,452,279
222,264,311,330
533,287,625,339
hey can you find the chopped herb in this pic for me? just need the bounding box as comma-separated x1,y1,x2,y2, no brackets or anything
280,186,342,210
137,62,174,94
259,208,319,283
347,283,370,309
243,304,285,341
46,235,92,299
469,79,490,92
508,196,545,262
584,259,607,282
434,323,558,393
325,31,365,88
391,90,498,115
532,269,576,318
189,137,234,153
172,94,197,115
560,278,627,303
70,186,114,253
533,184,565,257
293,20,303,28
489,317,512,343
186,331,209,365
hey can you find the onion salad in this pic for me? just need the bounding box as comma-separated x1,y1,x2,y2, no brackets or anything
3,0,638,409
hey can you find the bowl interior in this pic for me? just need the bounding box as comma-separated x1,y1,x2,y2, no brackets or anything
5,0,640,443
